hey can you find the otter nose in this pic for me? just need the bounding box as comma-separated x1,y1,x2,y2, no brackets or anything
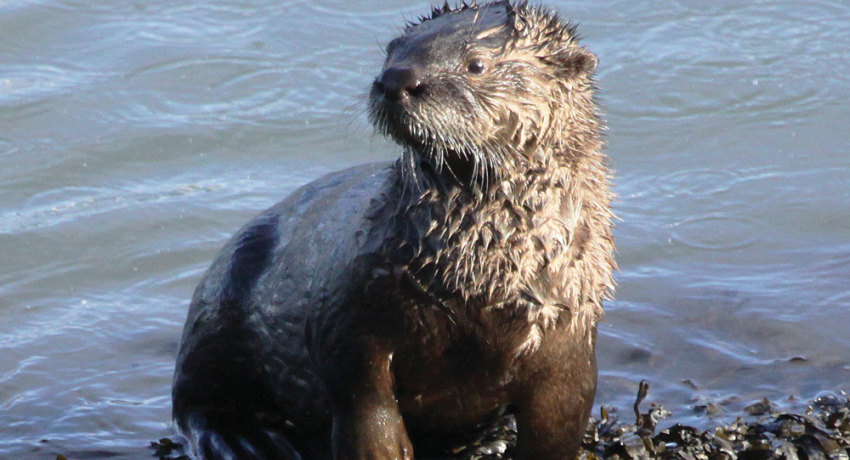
376,66,422,101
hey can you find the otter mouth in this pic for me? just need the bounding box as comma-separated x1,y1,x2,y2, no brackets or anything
365,2,525,185
371,66,426,103
368,68,503,184
368,65,436,150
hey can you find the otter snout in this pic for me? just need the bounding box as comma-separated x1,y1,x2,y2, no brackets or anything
375,66,423,101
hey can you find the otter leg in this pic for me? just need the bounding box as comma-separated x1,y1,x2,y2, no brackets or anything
514,330,597,460
321,336,414,460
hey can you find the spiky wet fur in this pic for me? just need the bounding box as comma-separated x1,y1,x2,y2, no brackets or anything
367,0,616,353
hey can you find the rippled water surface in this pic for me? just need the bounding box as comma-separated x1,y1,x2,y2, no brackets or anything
1,0,848,458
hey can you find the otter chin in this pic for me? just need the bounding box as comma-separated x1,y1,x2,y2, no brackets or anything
172,2,616,459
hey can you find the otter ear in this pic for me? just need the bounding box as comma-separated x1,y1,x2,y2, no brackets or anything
550,46,598,78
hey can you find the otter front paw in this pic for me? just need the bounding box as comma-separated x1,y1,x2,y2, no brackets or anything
332,406,414,460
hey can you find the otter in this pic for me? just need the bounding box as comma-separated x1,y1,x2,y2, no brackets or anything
172,1,615,459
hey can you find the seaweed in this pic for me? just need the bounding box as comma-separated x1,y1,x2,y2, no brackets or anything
578,382,850,460
140,382,850,460
148,437,189,460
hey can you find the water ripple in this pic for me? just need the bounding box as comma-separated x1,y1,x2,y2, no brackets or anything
603,0,849,121
0,181,225,235
119,50,370,127
669,214,760,251
656,169,742,198
0,65,114,107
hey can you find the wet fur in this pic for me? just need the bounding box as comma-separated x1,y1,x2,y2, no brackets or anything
173,1,616,459
368,1,614,352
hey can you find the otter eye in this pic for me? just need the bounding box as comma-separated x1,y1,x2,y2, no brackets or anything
467,58,487,75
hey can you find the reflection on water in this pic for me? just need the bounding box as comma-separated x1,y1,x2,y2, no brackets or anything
1,0,848,457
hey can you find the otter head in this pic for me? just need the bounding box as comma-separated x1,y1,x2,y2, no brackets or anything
369,0,600,186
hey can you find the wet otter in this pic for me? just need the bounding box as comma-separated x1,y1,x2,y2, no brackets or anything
172,1,615,459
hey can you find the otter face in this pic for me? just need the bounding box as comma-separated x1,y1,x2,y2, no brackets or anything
369,2,516,183
368,1,599,185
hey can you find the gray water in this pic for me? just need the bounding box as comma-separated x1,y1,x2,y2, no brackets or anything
1,0,848,458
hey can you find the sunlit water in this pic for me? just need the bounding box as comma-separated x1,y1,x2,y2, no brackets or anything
1,0,848,458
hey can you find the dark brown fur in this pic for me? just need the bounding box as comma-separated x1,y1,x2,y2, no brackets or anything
173,2,615,459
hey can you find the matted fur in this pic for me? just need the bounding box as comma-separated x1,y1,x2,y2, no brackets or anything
368,0,615,353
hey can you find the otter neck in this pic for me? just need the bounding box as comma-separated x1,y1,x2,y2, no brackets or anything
369,125,614,349
384,144,599,300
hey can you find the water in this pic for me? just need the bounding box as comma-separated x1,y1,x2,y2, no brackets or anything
1,0,848,458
